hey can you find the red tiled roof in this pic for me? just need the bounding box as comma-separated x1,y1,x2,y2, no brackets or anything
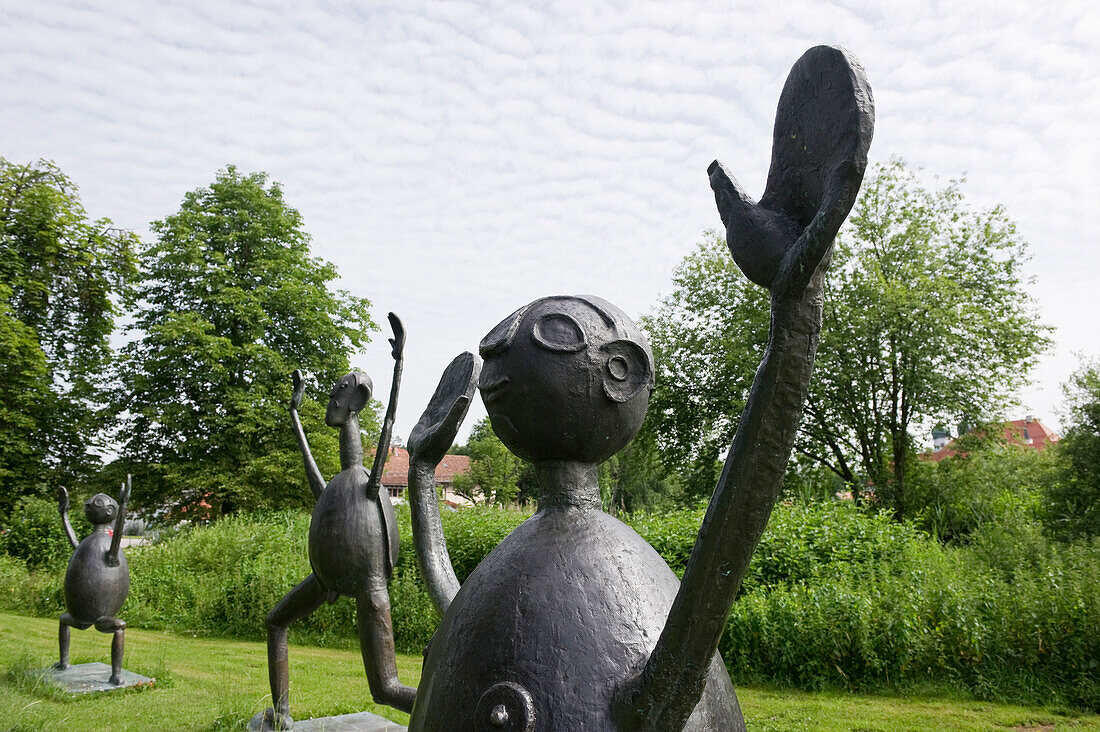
926,417,1059,462
378,447,470,487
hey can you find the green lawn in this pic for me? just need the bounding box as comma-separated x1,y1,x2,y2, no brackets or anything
1,612,1097,731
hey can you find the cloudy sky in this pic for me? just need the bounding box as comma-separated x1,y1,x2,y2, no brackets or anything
3,0,1097,443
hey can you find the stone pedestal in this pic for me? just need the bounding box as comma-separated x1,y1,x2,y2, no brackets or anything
247,710,407,731
37,662,154,694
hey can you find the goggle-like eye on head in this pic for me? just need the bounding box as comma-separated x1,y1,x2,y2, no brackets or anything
532,312,586,353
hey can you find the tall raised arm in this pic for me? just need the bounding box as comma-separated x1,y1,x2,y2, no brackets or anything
289,370,326,500
622,46,874,730
366,313,405,499
407,352,480,615
57,487,78,550
106,475,130,565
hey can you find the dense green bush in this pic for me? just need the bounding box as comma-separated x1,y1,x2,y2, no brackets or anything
907,438,1054,543
3,499,1097,710
722,519,1100,709
1,495,90,571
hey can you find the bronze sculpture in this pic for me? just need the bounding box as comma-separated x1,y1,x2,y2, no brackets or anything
402,45,874,731
56,477,131,686
255,314,415,731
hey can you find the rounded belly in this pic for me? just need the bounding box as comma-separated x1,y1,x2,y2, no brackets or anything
308,468,388,596
64,535,129,623
408,508,743,731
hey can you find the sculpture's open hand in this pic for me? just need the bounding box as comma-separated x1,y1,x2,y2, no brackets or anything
388,312,405,361
409,352,480,467
290,369,305,412
709,45,873,300
57,486,69,515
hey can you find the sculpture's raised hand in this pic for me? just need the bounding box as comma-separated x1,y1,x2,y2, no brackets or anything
290,369,305,412
388,312,405,361
118,477,131,509
709,45,874,299
57,486,69,515
408,352,480,468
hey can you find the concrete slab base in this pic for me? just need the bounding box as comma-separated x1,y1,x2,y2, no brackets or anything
35,662,154,694
247,710,407,732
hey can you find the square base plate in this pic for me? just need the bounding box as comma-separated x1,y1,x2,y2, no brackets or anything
36,662,154,694
247,710,407,731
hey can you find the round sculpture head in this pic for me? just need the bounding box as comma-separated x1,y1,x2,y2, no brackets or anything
84,493,119,525
325,371,373,427
478,295,654,464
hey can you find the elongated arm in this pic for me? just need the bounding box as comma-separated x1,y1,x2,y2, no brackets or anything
621,44,873,732
290,370,326,500
107,475,130,565
57,487,78,550
367,313,405,499
407,353,480,615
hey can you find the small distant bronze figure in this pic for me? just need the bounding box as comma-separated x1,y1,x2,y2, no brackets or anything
256,313,415,731
56,476,131,686
405,46,874,731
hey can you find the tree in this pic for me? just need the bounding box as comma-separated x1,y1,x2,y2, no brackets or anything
1044,359,1100,539
114,166,376,517
804,159,1050,517
639,233,770,499
644,160,1050,517
0,159,138,514
451,417,530,505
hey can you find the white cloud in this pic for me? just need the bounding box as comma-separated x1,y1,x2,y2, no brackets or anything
2,0,1097,439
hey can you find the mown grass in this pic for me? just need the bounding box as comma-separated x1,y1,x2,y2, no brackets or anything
2,612,1099,731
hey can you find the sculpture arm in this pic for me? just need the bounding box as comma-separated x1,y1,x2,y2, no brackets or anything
107,475,130,565
621,44,873,732
407,353,480,616
290,370,326,500
57,487,78,550
623,279,825,730
409,456,461,614
367,313,404,499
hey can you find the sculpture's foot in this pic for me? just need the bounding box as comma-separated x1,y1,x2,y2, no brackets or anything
250,707,293,731
108,674,122,685
52,661,70,671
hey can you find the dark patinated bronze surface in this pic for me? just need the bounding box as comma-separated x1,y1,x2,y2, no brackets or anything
254,313,415,731
403,45,874,731
56,476,131,686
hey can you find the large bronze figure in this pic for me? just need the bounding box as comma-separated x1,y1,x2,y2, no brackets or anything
255,314,415,731
404,45,874,731
55,477,131,686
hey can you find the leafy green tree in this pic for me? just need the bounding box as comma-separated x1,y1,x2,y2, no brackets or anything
642,160,1049,516
639,233,770,499
0,159,138,514
804,159,1050,516
114,166,376,517
1044,360,1100,539
597,431,683,515
451,417,531,505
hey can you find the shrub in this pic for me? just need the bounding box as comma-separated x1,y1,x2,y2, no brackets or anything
1,495,91,571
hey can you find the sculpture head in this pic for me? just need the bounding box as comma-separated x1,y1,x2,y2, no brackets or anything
326,371,373,427
478,295,654,464
84,493,119,525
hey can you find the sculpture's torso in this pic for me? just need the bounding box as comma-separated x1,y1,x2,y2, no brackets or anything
409,507,744,731
309,466,397,595
64,529,128,623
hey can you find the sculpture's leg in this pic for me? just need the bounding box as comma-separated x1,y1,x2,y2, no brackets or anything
356,583,416,713
263,574,328,730
95,616,126,684
55,613,75,670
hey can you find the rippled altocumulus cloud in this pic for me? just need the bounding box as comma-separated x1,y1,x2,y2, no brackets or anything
2,0,1097,438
